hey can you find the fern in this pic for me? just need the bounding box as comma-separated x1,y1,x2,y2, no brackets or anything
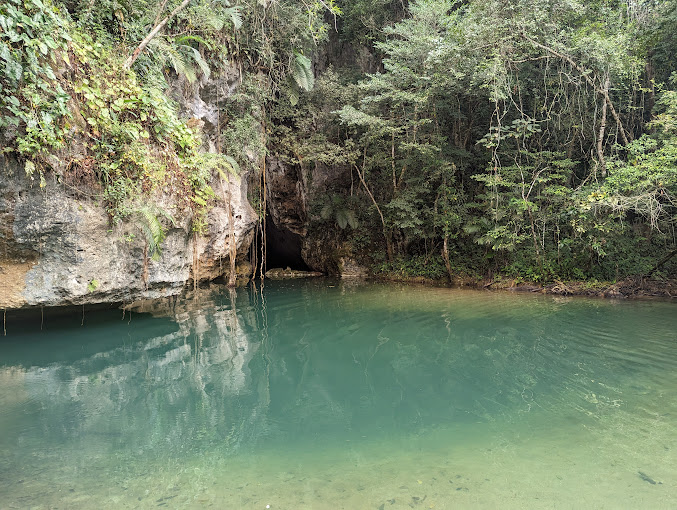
285,51,314,106
175,34,213,50
225,6,242,30
193,3,242,31
132,205,175,261
148,37,196,83
319,193,359,229
146,36,216,83
191,47,211,80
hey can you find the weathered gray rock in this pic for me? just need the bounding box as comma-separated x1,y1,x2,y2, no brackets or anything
0,155,257,309
193,176,258,281
166,68,260,282
169,67,241,153
265,155,307,235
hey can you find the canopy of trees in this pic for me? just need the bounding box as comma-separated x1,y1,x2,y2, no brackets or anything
1,0,675,282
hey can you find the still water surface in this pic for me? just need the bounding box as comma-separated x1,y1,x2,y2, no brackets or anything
1,280,676,509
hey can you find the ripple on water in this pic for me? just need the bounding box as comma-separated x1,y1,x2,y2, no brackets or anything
1,281,676,509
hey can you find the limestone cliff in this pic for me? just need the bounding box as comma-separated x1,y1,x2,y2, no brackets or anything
0,63,264,310
0,154,257,310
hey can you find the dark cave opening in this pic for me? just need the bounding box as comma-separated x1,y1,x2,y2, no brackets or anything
250,214,311,275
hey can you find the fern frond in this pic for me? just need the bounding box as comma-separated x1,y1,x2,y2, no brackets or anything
345,209,358,229
292,50,314,92
132,205,174,261
226,6,242,29
223,155,240,175
191,5,241,32
148,37,197,83
175,34,213,50
320,203,332,220
190,47,211,79
336,209,348,229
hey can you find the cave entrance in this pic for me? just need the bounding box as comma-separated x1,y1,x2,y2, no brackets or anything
250,214,310,276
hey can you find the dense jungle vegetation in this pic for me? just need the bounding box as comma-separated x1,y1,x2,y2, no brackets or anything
1,0,676,283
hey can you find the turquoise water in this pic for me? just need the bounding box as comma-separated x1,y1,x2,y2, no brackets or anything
1,280,676,509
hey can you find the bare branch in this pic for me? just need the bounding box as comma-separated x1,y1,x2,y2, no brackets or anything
520,33,630,146
124,0,192,70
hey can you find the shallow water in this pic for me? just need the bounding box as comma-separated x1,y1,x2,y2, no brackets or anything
1,280,676,509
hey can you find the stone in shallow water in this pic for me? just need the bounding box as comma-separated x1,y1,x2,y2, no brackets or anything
264,267,323,279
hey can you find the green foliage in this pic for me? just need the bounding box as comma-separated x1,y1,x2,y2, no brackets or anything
282,0,676,282
3,0,676,285
374,255,448,280
337,0,406,58
287,51,314,105
0,0,71,155
131,204,175,261
591,85,677,232
469,151,575,253
179,152,240,233
318,193,359,230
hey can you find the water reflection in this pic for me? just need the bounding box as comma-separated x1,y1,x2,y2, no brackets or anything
1,281,676,508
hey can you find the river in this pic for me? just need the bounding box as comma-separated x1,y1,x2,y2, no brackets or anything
1,280,675,508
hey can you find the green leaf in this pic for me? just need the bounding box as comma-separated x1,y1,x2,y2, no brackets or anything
191,48,211,79
320,203,332,220
24,160,36,176
291,50,314,92
287,83,300,106
223,155,240,175
336,209,348,229
345,209,358,229
227,6,242,29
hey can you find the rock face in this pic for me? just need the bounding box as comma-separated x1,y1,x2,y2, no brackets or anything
192,176,258,281
265,156,307,235
0,155,257,309
265,156,368,277
0,66,262,310
169,68,241,153
169,69,260,282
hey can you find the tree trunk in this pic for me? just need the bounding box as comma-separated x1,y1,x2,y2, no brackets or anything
597,76,609,177
124,0,192,69
442,235,453,282
353,161,393,262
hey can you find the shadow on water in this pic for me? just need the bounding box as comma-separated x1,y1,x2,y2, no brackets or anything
0,304,179,367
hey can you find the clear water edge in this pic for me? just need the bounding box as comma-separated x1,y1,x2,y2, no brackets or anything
1,280,676,509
